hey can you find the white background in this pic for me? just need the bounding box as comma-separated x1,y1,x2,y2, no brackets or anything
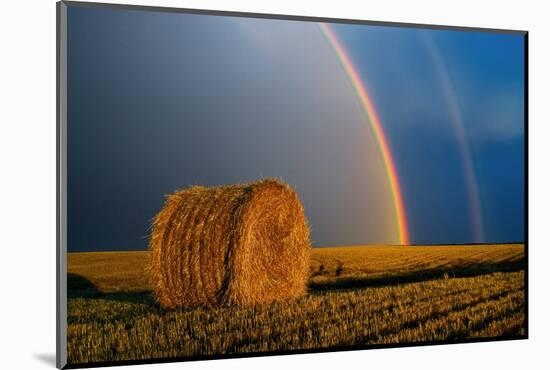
1,0,548,369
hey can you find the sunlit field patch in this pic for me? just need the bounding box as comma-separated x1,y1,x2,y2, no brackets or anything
67,244,525,365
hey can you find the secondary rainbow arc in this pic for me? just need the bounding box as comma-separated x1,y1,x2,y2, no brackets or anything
423,34,484,243
318,23,410,245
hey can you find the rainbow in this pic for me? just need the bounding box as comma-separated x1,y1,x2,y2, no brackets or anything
318,23,410,245
424,34,484,242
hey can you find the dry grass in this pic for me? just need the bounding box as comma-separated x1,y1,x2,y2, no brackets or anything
66,244,525,365
309,244,524,289
67,244,524,293
149,179,310,308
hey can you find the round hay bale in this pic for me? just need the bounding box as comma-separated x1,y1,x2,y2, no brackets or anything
149,179,311,309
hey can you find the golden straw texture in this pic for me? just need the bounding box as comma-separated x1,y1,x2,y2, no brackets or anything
149,179,311,308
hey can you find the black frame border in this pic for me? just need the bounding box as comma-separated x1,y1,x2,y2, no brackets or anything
57,1,529,369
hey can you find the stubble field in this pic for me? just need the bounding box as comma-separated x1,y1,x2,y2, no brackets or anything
67,244,525,366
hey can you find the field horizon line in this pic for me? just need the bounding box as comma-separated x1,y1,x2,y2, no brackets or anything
67,242,525,254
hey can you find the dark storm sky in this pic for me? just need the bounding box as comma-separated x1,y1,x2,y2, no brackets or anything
66,5,525,251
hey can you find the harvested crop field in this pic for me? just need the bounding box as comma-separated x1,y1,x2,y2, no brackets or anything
67,244,526,366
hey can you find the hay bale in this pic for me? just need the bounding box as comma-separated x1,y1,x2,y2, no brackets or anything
149,179,311,309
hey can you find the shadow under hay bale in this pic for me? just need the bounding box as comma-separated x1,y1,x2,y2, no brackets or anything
149,179,311,309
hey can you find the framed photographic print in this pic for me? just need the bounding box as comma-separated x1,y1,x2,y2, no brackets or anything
57,1,527,368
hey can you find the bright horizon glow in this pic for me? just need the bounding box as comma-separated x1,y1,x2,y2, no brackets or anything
318,23,410,245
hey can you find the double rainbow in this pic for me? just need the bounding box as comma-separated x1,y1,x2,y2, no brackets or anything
319,23,410,245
